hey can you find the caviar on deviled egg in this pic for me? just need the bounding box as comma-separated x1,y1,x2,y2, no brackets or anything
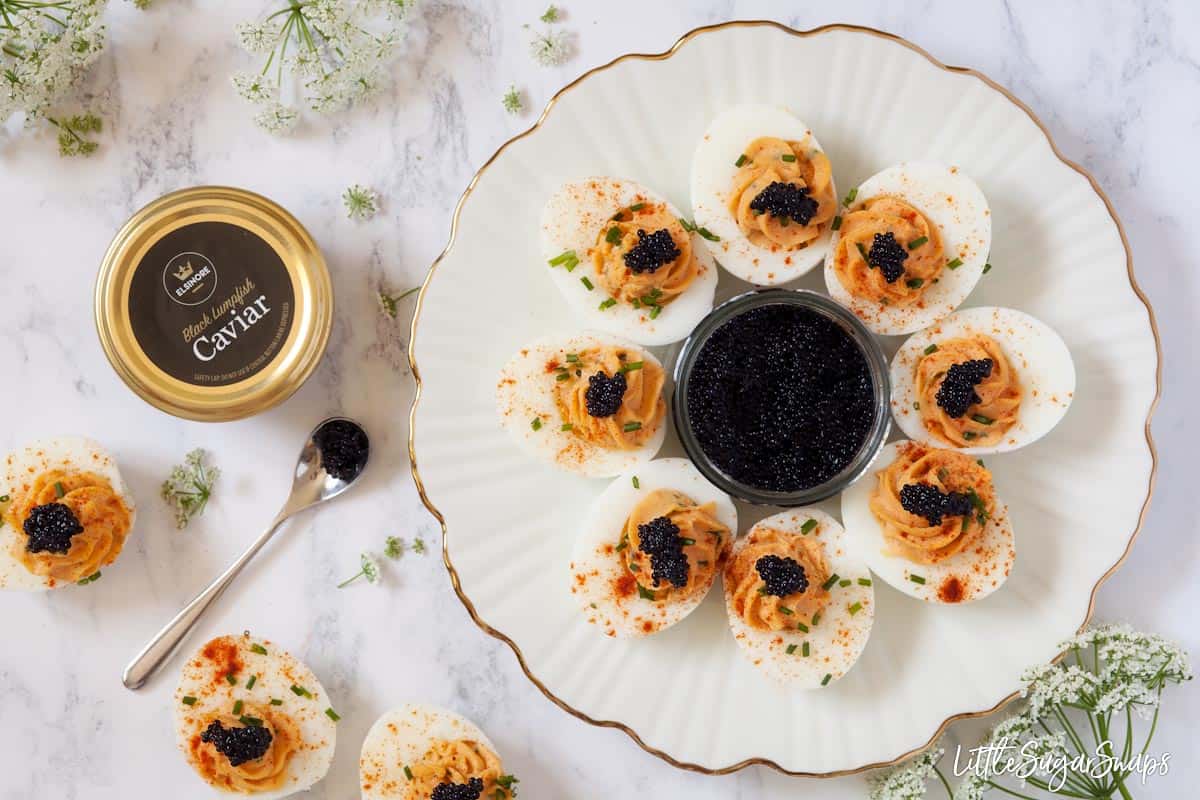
359,704,516,800
841,440,1015,604
825,162,991,334
890,306,1075,453
691,105,838,284
496,333,667,477
541,178,719,345
570,458,736,637
723,509,874,686
0,436,135,591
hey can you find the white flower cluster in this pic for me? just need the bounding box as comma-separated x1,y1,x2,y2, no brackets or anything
0,0,107,123
868,740,944,800
232,0,419,134
1020,662,1101,716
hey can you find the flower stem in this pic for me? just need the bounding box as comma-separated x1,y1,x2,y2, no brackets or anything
932,764,953,799
337,569,364,588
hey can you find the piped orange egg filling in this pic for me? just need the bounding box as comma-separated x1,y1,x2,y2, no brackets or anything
728,136,836,251
916,335,1021,447
832,195,944,305
726,526,830,631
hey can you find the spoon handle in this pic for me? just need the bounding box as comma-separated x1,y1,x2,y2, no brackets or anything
122,511,290,690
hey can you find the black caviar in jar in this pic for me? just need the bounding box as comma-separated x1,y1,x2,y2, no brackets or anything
684,304,876,493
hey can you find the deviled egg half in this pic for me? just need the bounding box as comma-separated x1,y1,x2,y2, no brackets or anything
496,332,667,477
890,306,1075,454
541,177,719,345
174,633,337,798
723,509,874,687
691,104,838,284
825,162,991,334
360,704,516,800
841,440,1015,604
570,458,736,637
0,436,135,591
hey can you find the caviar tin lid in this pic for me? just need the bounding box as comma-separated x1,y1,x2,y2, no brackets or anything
94,186,332,422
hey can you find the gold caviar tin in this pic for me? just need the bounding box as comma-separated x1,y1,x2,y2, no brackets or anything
95,186,332,422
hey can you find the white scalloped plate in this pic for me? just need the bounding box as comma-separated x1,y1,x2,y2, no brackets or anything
409,22,1158,777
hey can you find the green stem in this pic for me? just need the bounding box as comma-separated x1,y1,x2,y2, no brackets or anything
933,764,954,799
984,780,1041,800
337,569,364,588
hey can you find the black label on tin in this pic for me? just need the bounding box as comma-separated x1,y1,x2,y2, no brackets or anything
128,221,295,386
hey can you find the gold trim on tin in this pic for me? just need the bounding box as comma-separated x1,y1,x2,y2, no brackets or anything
406,21,1162,777
95,186,333,422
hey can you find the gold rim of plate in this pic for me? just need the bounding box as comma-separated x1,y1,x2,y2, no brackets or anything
94,186,333,422
406,21,1162,778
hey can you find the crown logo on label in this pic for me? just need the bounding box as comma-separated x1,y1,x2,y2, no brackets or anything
173,261,195,281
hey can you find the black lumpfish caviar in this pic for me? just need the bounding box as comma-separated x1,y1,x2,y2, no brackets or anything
899,483,974,526
755,554,809,597
431,777,484,800
686,305,875,493
623,228,681,274
867,231,908,283
22,502,84,554
935,359,994,418
637,515,689,588
584,371,627,418
748,181,819,225
312,419,370,481
200,720,273,767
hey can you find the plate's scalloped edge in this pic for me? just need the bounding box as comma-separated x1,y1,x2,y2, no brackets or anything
405,20,1162,779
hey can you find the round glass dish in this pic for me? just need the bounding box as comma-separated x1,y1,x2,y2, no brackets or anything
672,288,891,506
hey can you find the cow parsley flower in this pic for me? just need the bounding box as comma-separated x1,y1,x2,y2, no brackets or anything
161,449,220,529
529,28,571,66
540,5,559,23
377,286,419,318
869,741,944,800
0,0,108,154
343,184,380,220
502,85,524,114
338,552,381,587
383,536,405,559
233,0,420,134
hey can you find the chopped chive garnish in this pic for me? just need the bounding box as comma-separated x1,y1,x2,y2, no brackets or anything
548,249,576,266
566,353,580,363
54,481,65,498
616,538,628,553
963,431,978,440
821,673,832,686
735,154,748,167
778,605,794,615
802,641,810,657
698,560,709,566
856,242,869,262
629,202,645,212
560,423,573,432
977,459,985,467
555,370,570,381
628,562,639,572
325,708,341,721
181,696,197,706
270,698,283,706
233,700,244,715
599,298,617,310
796,622,809,633
637,584,656,601
906,278,924,289
225,673,237,686
679,537,696,546
909,574,926,584
831,215,842,230
619,361,644,373
947,257,963,270
923,343,939,355
971,414,994,425
786,643,797,654
983,262,993,274
605,227,622,245
77,571,101,585
843,187,857,206
580,276,594,291
623,421,642,432
631,298,641,308
697,226,720,242
780,217,790,227
908,236,928,250
800,518,817,535
245,675,257,690
811,610,821,626
239,715,263,727
290,684,311,698
839,579,851,587
404,765,414,781
780,153,797,162
966,487,989,524
821,573,840,591
858,577,872,586
848,601,863,615
678,217,696,232
649,305,662,320
250,643,268,655
914,401,920,410
632,476,640,489
530,417,542,431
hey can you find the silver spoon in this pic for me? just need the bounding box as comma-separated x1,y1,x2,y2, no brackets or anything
122,417,369,690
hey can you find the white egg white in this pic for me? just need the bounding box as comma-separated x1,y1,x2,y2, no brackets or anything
174,634,336,799
723,508,874,687
890,306,1075,454
691,104,837,285
841,440,1016,604
495,332,667,477
0,436,135,592
360,704,500,800
569,458,737,638
825,162,991,335
540,177,719,346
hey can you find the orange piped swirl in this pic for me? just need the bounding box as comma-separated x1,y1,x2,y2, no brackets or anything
5,469,132,584
832,195,944,305
726,526,830,630
590,201,698,306
729,136,836,251
868,442,996,564
404,739,511,800
621,488,729,602
191,704,300,793
554,346,665,451
916,335,1022,448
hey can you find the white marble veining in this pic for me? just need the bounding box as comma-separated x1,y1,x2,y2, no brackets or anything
0,1,1196,797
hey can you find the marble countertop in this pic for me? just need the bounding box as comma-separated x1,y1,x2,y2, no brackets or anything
1,0,1196,797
